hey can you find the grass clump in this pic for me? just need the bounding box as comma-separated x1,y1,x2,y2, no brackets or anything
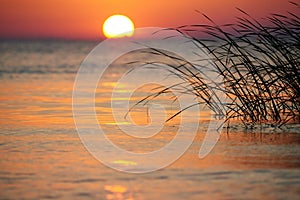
133,3,300,129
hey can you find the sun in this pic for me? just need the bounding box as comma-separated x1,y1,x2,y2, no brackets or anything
103,15,135,38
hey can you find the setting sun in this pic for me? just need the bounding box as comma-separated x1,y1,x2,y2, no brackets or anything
103,14,135,38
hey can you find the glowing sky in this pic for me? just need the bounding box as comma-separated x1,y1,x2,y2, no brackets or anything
0,0,297,40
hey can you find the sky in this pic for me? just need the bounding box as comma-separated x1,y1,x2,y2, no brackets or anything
0,0,298,40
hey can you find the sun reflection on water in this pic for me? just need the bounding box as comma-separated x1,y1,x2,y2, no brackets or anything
104,185,134,200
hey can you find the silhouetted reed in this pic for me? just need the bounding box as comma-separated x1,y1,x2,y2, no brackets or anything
133,3,300,129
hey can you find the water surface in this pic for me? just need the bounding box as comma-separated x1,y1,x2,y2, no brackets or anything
0,40,299,200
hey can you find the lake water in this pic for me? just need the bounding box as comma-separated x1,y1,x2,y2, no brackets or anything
0,40,299,200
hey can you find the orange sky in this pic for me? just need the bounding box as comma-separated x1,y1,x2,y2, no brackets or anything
0,0,298,40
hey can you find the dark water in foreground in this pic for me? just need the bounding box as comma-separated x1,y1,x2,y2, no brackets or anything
0,41,299,200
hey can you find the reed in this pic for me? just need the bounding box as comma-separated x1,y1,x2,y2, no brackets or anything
133,3,300,129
